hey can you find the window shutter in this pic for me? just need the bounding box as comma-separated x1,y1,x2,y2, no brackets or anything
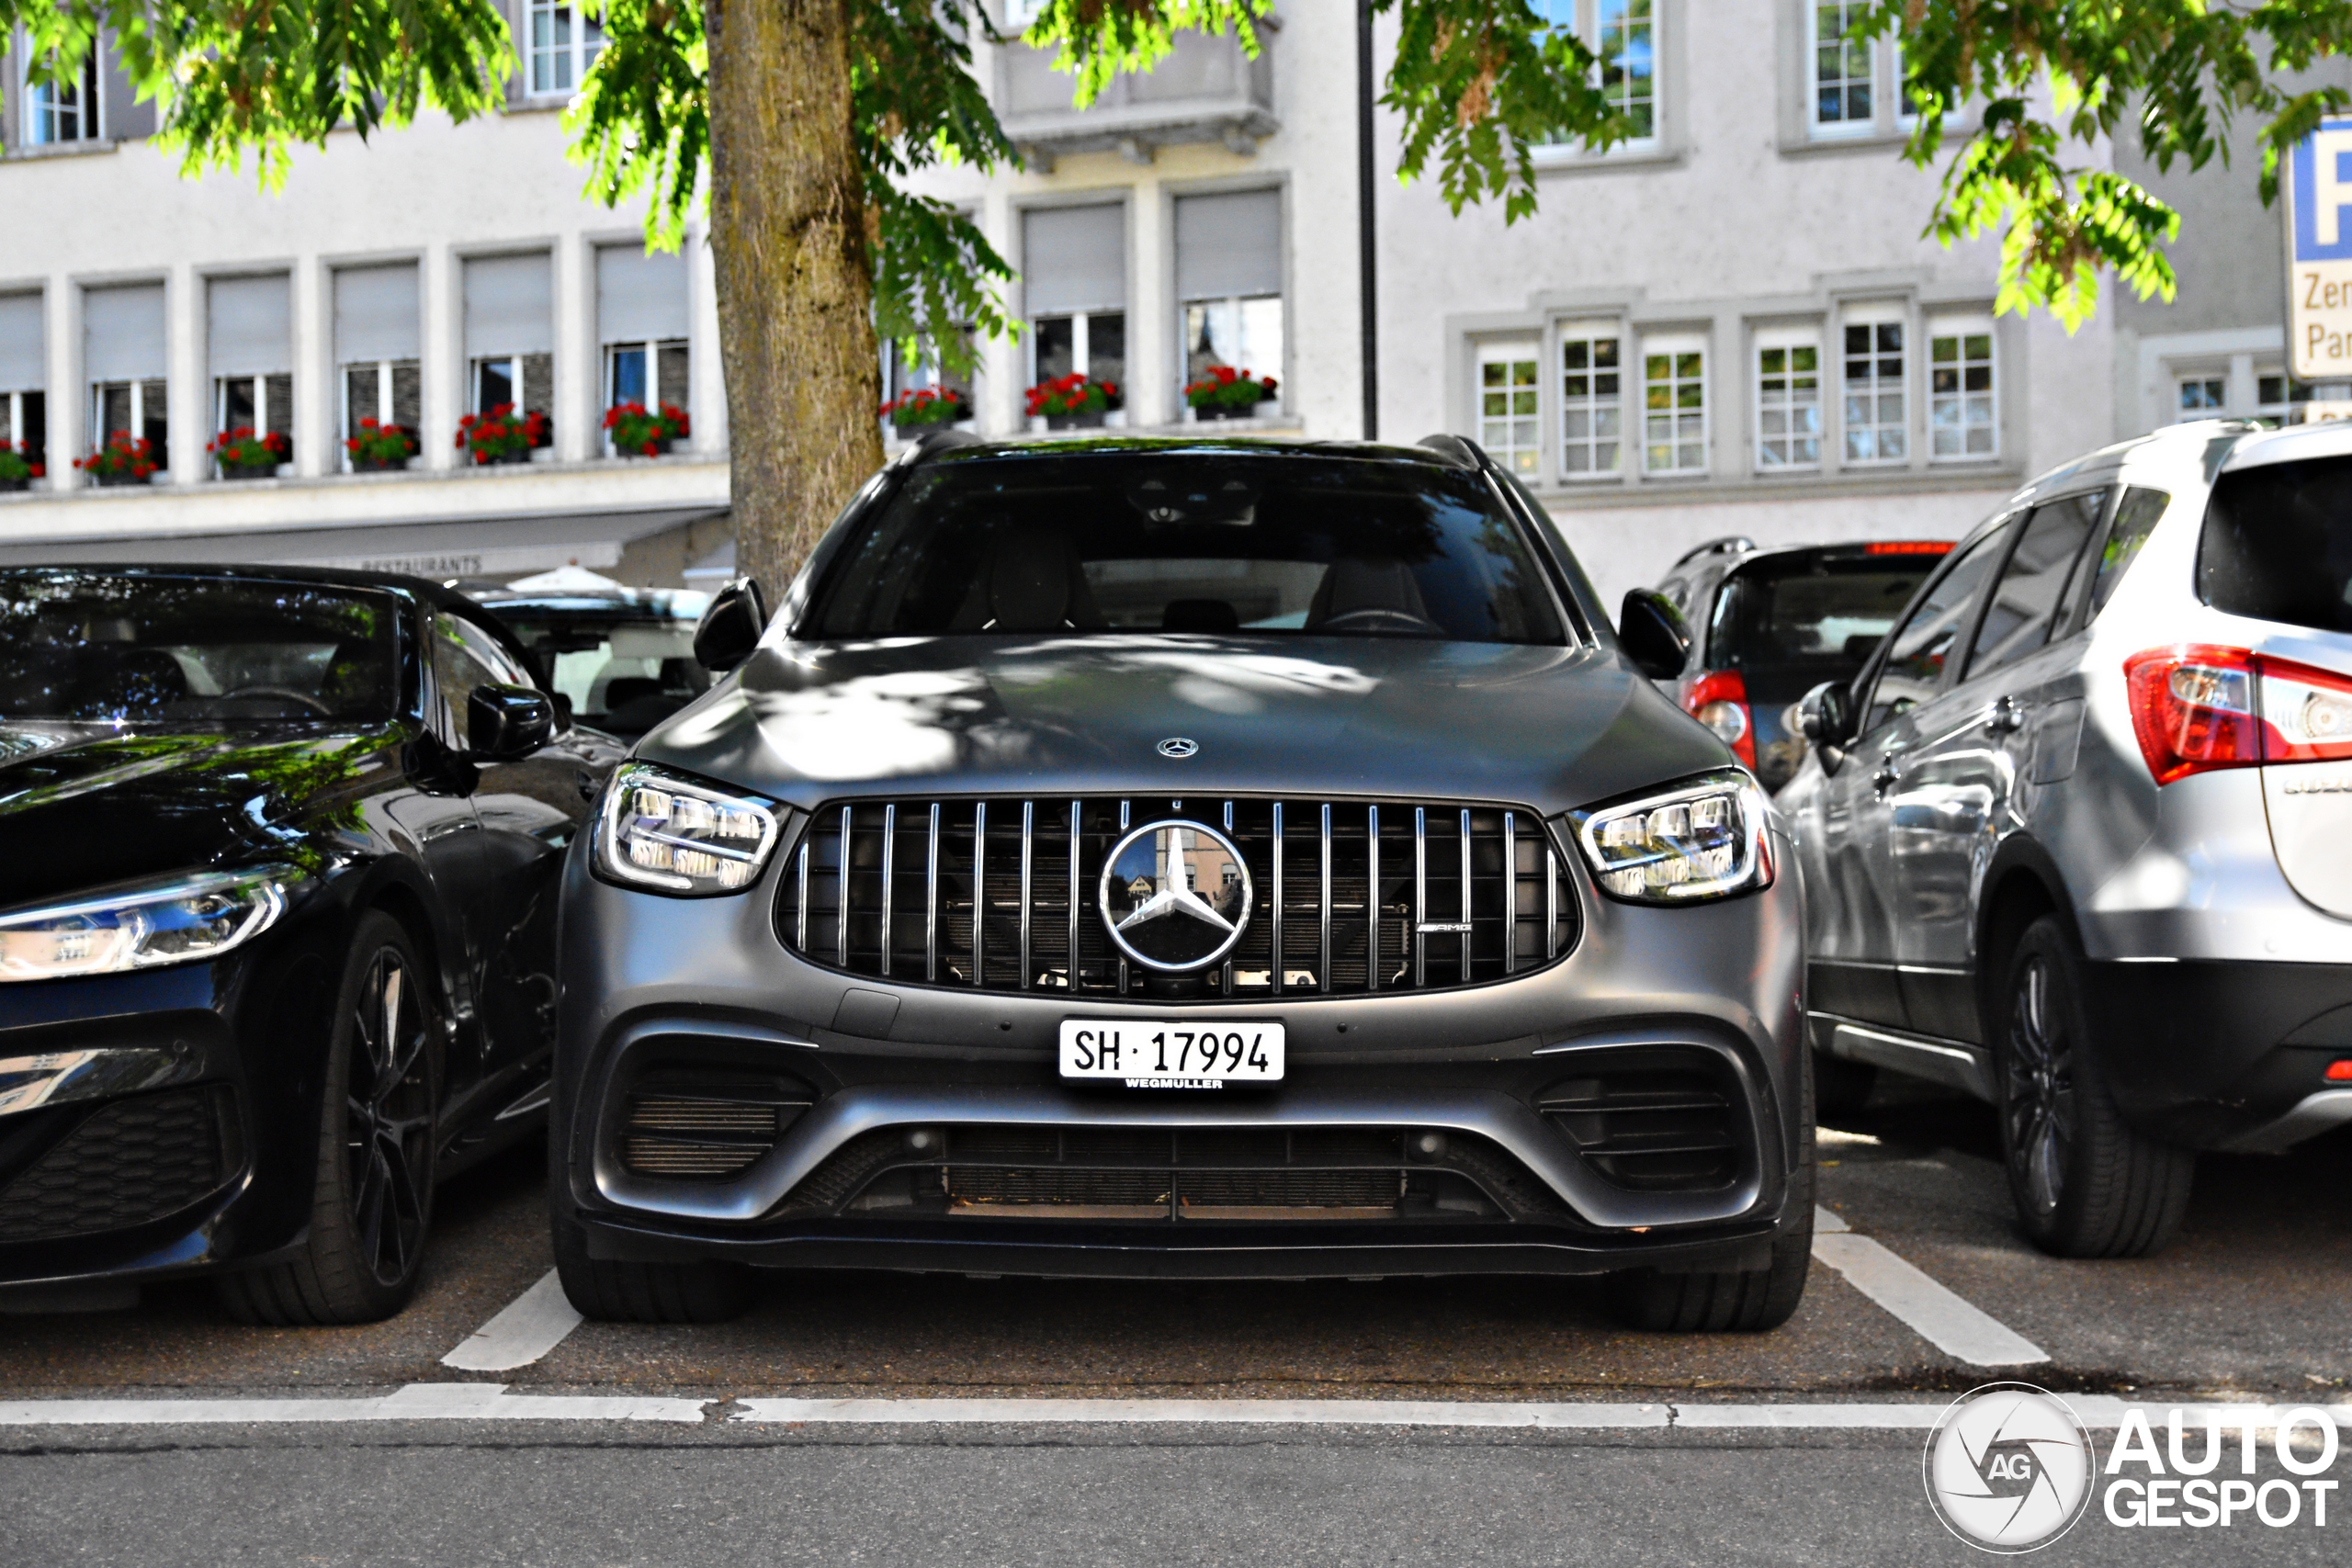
334,265,420,365
595,245,691,344
463,253,554,358
0,293,44,391
84,284,166,382
208,275,291,378
1021,205,1126,317
1174,190,1282,302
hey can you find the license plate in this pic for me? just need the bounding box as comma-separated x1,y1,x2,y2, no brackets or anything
1057,1021,1284,1088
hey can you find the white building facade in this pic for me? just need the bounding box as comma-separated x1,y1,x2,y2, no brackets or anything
0,1,2310,600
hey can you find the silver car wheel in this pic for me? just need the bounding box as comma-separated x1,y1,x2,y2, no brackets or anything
2004,954,2076,1217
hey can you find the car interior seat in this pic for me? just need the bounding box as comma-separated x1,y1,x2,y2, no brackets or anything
1160,598,1240,633
950,528,1102,632
1303,558,1434,633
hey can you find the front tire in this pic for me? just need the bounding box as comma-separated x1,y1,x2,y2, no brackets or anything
219,912,441,1325
548,1121,752,1324
1996,917,2193,1258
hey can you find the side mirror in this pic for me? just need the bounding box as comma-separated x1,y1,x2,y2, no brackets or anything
549,693,573,731
694,576,768,674
1617,588,1692,681
1796,680,1855,747
467,684,554,761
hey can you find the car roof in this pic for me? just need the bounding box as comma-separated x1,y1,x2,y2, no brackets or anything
906,432,1478,470
0,559,477,614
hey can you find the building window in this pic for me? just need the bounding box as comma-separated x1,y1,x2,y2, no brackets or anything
213,374,293,465
1642,335,1707,475
84,284,167,477
527,0,604,97
464,254,555,448
208,275,293,474
2175,375,2227,422
21,47,102,146
1559,329,1623,479
882,335,973,431
1755,332,1823,470
334,264,421,472
1175,190,1284,414
596,244,693,451
1928,321,1996,458
344,361,422,457
1022,204,1126,400
472,355,554,439
2257,371,2314,423
1811,3,1873,135
1536,1,1657,151
1,293,44,477
90,380,165,470
1841,310,1905,463
1476,343,1541,477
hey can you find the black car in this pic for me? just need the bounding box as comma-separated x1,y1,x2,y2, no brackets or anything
0,566,620,1321
1652,536,1952,791
471,584,714,742
549,435,1814,1332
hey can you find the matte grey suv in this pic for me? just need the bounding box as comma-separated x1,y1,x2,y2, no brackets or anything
1781,420,2352,1258
548,435,1815,1330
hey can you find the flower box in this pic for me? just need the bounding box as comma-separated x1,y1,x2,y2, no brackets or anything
1026,373,1121,427
1191,402,1273,422
75,432,159,488
458,404,550,465
0,441,40,491
1185,367,1279,420
209,426,291,480
1046,411,1108,431
219,461,279,481
353,457,411,474
0,476,29,493
880,387,972,433
604,401,689,457
94,469,152,488
345,419,419,474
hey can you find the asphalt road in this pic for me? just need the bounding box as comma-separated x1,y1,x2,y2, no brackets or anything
1,1079,2346,1563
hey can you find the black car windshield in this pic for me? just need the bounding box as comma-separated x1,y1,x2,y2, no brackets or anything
806,451,1568,644
1707,547,1950,671
2201,455,2352,634
0,570,401,723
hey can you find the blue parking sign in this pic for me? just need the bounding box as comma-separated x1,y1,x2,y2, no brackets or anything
2288,119,2352,377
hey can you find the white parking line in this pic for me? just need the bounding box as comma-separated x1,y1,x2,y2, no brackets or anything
0,1382,707,1426
1809,1207,2049,1367
729,1398,1673,1427
440,1270,583,1372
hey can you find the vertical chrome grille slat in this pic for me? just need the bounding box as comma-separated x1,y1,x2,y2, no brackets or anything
835,804,852,967
925,804,941,983
1019,801,1035,991
878,803,897,977
780,794,1577,998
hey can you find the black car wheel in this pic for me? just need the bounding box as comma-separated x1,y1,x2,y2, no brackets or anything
1996,917,2192,1258
1602,1053,1815,1333
219,912,442,1325
549,1205,753,1325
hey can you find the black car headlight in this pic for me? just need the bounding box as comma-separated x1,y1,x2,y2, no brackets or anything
1568,771,1771,904
0,867,294,983
594,761,783,895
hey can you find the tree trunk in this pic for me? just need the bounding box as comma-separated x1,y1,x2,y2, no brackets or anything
702,0,885,596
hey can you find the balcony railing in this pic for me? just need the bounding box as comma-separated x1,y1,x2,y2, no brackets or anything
995,22,1279,167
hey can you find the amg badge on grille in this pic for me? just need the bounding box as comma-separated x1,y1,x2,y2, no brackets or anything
1099,820,1253,971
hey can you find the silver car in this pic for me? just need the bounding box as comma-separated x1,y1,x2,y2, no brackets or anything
1781,418,2352,1258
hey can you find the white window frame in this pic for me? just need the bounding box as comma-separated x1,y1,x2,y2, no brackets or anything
1558,321,1626,482
339,359,421,469
1180,295,1285,418
1808,2,1875,139
1838,301,1908,467
1475,340,1542,479
525,0,604,100
604,338,690,451
1753,326,1824,472
2256,367,2314,424
88,378,164,474
1640,332,1708,477
1928,315,1999,461
1532,1,1659,158
1028,310,1125,388
2174,372,2228,423
4,389,44,475
212,375,288,437
19,38,103,146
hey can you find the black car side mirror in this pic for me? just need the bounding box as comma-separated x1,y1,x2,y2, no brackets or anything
1618,589,1691,681
468,684,554,761
695,576,768,674
1796,680,1856,747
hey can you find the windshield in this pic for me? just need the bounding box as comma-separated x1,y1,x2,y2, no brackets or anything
1707,549,1949,672
806,452,1567,644
2201,456,2352,634
0,570,401,724
490,606,712,736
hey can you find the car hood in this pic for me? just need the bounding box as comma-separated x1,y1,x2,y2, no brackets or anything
636,634,1729,815
0,722,398,908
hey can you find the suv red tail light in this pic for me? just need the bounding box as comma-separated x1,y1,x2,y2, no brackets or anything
1684,671,1757,769
2124,645,2352,784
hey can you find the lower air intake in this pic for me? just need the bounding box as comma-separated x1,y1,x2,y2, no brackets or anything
616,1069,812,1179
1538,1048,1744,1192
0,1088,238,1243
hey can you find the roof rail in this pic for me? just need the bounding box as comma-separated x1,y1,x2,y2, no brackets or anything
1414,434,1482,468
891,427,985,468
1669,536,1758,570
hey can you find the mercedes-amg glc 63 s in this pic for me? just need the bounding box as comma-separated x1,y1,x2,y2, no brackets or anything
549,434,1815,1331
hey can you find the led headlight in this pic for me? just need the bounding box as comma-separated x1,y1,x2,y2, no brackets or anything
1569,771,1771,904
594,761,783,895
0,868,292,983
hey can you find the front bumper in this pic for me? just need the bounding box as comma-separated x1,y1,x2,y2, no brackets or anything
554,826,1811,1279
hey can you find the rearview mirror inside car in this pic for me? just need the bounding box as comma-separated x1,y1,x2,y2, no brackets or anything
1617,588,1692,681
467,684,554,761
694,577,768,674
1796,680,1855,748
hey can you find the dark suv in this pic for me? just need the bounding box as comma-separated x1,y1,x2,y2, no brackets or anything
548,435,1814,1331
1654,537,1951,791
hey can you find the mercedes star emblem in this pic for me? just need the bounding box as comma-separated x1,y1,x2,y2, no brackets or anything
1157,737,1199,759
1099,819,1253,971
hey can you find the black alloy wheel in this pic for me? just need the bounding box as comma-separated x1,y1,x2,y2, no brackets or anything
1995,917,2192,1259
219,912,443,1325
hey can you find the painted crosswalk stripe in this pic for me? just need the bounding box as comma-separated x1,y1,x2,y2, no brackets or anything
1809,1208,2048,1367
440,1270,583,1372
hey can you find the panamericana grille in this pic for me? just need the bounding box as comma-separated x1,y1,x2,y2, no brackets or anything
0,1088,237,1243
1538,1049,1743,1193
785,1124,1566,1223
616,1069,812,1179
775,795,1578,998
